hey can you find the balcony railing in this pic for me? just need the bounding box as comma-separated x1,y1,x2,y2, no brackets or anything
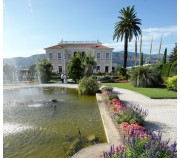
58,40,102,45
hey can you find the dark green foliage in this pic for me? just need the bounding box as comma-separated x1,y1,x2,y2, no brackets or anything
162,48,167,64
161,63,172,77
113,6,141,68
140,52,143,66
68,52,97,82
130,66,163,88
68,55,84,83
106,94,119,100
101,87,113,92
36,59,53,83
116,66,129,80
98,76,115,83
150,63,163,72
169,60,177,77
166,76,177,91
83,54,97,77
169,43,177,63
78,76,99,95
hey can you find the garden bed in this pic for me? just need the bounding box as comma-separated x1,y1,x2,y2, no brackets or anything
99,86,177,158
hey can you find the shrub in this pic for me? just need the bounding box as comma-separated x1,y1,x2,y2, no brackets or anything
101,87,113,92
169,60,177,77
115,104,148,125
166,76,177,91
106,93,119,100
78,76,99,95
116,66,129,80
101,132,177,158
98,75,115,83
161,62,172,77
130,66,163,88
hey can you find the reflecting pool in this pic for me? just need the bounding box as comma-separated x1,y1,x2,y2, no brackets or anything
3,87,106,158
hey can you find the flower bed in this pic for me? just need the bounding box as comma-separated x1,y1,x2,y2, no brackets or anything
99,87,177,158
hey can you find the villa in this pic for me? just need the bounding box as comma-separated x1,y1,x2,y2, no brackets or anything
44,40,114,73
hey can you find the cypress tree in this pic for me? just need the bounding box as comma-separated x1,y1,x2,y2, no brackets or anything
162,48,167,64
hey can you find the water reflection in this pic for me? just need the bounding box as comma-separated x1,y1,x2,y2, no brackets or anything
3,87,106,158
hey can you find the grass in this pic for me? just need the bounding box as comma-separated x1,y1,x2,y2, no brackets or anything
102,82,177,99
48,79,60,83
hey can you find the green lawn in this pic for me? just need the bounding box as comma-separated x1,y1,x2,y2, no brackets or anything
102,83,177,99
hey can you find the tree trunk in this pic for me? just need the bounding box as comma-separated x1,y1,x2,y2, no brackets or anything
135,38,137,66
124,33,128,68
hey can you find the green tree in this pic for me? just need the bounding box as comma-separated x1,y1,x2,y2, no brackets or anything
162,48,167,64
169,43,177,63
140,52,143,66
28,64,36,80
113,5,141,68
67,54,84,83
36,59,53,83
83,54,97,77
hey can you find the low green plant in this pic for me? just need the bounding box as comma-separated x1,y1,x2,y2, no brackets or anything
78,76,99,95
101,86,113,92
166,76,177,91
106,94,119,100
115,110,144,125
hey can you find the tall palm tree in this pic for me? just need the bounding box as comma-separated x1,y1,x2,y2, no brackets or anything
113,5,141,68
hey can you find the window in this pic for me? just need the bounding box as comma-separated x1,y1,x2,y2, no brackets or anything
68,53,72,60
112,66,115,72
96,66,100,72
82,51,86,58
105,66,109,73
49,53,53,61
106,53,110,60
74,52,77,57
51,65,54,72
58,66,62,73
97,53,100,60
58,53,62,61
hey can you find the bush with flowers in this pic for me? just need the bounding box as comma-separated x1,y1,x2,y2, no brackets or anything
99,86,177,158
99,131,177,158
109,98,127,112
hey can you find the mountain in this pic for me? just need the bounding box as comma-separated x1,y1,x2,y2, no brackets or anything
3,54,46,69
112,51,168,67
3,52,168,70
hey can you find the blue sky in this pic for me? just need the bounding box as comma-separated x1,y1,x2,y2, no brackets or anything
3,0,177,58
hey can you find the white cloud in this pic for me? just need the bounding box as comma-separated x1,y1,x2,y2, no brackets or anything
142,26,177,34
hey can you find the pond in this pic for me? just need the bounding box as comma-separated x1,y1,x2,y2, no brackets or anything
3,87,107,158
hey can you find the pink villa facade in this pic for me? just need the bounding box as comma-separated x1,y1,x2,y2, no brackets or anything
44,40,114,73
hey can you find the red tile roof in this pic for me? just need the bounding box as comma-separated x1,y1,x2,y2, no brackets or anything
45,43,110,49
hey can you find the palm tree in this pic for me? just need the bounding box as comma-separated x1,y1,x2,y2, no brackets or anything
113,5,141,68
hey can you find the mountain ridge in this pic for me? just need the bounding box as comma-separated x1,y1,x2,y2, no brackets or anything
3,52,166,69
